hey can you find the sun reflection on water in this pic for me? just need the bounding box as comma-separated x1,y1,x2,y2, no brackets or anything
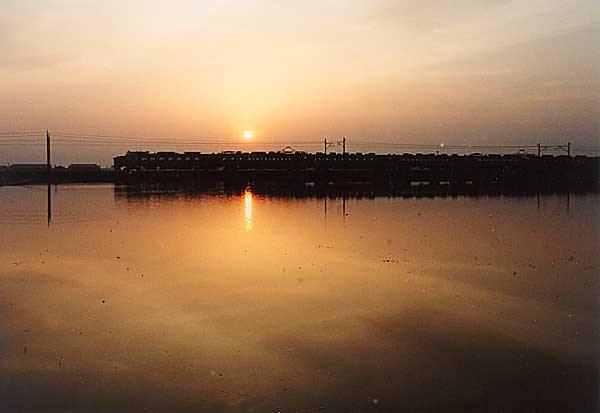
244,188,253,231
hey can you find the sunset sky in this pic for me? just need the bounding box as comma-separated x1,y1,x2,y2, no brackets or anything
1,0,599,164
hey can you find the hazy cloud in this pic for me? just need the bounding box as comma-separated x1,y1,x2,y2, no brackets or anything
367,0,511,31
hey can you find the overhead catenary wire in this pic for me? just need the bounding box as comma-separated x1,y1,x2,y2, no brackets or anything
49,131,546,150
3,130,599,145
1,130,600,154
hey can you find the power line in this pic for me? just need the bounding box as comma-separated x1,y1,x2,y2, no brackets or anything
0,138,44,141
5,129,600,149
0,142,46,146
51,139,324,146
53,131,323,145
53,131,224,141
2,130,600,154
0,131,45,136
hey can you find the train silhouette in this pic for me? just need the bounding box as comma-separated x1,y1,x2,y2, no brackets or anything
113,150,599,190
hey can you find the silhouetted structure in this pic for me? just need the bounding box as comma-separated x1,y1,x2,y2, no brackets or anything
0,163,114,186
113,150,599,191
2,151,598,191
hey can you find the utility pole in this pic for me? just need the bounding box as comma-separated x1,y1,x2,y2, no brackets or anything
342,137,346,155
324,138,327,155
46,130,51,183
567,142,571,157
537,143,541,157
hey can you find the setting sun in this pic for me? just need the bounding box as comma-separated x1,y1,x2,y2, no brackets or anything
243,130,253,140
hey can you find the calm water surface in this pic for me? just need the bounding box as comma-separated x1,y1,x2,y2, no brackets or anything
0,185,599,411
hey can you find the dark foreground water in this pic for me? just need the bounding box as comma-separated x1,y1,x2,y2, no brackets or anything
0,184,599,412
